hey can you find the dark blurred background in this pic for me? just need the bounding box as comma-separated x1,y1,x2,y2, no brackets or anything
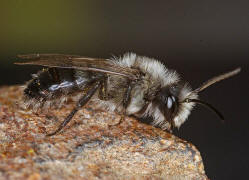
0,1,248,179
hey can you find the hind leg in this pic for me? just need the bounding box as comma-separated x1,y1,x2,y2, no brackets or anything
47,81,102,136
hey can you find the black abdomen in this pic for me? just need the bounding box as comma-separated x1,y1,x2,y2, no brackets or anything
25,68,103,100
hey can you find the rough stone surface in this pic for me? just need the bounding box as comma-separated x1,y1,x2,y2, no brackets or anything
0,85,208,180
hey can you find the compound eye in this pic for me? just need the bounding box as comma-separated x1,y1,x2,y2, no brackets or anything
167,97,173,109
167,96,176,109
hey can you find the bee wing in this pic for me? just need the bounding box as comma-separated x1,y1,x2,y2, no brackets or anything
15,54,139,80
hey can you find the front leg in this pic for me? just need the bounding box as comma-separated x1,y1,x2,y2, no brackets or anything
110,81,134,126
47,81,101,136
122,81,133,110
98,77,110,101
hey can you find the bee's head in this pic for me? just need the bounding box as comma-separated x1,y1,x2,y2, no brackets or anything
157,68,241,129
154,85,182,126
154,83,197,129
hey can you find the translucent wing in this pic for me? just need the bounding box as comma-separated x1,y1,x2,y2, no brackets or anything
15,54,139,80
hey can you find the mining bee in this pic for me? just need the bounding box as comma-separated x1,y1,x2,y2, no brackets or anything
15,53,240,136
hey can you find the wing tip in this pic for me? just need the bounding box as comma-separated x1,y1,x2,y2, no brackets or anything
15,54,41,65
17,54,40,59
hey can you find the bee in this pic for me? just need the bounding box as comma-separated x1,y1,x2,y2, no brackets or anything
15,53,240,136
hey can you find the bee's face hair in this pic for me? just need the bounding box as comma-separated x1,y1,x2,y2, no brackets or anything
172,83,198,128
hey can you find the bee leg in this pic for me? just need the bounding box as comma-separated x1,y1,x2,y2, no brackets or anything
98,78,109,100
46,81,102,136
110,82,133,126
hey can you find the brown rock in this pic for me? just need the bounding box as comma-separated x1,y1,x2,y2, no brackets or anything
0,85,208,180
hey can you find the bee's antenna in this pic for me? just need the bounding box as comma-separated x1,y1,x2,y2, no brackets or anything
184,98,224,120
193,67,241,94
184,68,241,121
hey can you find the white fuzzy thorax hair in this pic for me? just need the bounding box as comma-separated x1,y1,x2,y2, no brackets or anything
105,53,197,129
